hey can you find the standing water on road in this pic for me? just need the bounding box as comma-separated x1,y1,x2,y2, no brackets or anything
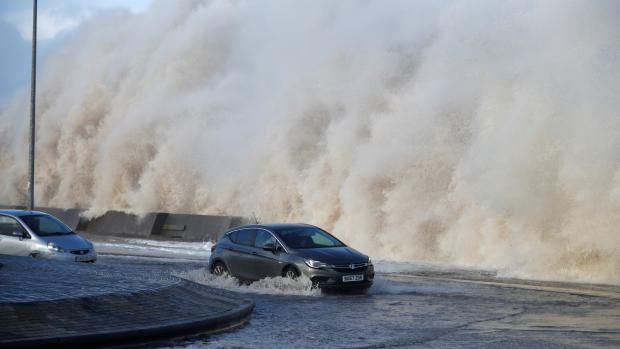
86,237,620,349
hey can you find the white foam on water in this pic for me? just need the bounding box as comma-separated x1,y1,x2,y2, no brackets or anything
177,268,321,297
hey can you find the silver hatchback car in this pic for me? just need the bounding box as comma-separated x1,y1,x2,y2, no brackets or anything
0,210,97,262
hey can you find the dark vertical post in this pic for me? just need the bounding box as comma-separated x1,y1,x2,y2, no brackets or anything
28,0,37,211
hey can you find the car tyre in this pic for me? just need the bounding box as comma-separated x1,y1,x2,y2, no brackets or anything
30,252,40,259
211,261,229,277
283,266,300,279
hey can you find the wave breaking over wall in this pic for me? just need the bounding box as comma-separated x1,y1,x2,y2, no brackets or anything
1,0,619,284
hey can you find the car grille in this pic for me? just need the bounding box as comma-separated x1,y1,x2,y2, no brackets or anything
331,262,369,273
70,249,90,255
311,276,334,285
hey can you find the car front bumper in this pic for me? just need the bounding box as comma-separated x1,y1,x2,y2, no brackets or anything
300,264,374,289
41,249,98,263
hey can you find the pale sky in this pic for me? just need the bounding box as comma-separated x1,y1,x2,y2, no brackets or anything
0,0,151,106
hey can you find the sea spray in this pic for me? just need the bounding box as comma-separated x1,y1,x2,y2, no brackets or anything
1,0,619,284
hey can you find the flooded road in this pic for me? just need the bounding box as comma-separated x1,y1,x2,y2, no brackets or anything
92,238,620,349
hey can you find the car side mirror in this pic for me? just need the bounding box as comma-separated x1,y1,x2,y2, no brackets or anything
11,231,27,240
263,243,277,252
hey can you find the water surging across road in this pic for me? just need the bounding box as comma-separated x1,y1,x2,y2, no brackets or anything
86,239,620,349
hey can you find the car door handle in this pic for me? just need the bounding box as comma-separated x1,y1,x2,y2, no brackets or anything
251,252,257,255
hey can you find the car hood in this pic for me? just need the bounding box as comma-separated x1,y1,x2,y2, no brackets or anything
293,246,368,264
42,234,92,250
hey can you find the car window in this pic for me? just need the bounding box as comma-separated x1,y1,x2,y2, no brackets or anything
275,227,345,249
0,216,25,237
311,233,334,246
19,215,73,237
230,229,255,246
254,230,276,248
228,231,240,243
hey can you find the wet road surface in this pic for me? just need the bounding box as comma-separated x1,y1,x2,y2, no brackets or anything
46,237,620,348
166,273,620,349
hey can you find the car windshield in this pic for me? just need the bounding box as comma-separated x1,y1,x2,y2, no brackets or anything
20,215,73,237
275,227,344,249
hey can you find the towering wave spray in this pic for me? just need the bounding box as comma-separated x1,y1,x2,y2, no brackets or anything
1,0,619,284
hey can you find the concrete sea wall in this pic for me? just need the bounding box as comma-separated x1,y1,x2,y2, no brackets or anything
0,206,250,241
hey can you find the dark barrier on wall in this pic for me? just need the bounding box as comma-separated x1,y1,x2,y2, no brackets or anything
154,214,250,241
83,211,167,238
0,205,250,241
83,212,249,241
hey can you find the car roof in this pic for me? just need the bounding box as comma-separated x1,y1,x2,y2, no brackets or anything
230,223,317,232
0,209,48,217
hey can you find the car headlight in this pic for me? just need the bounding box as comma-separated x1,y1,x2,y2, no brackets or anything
367,258,373,266
47,242,66,253
305,259,333,269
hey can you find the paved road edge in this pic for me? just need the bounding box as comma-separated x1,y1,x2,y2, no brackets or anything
0,281,255,349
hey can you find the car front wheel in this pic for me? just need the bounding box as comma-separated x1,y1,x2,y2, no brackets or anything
283,267,300,279
211,261,229,277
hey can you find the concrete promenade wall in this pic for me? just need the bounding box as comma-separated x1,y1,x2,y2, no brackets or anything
0,205,249,241
155,213,250,241
83,211,165,238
